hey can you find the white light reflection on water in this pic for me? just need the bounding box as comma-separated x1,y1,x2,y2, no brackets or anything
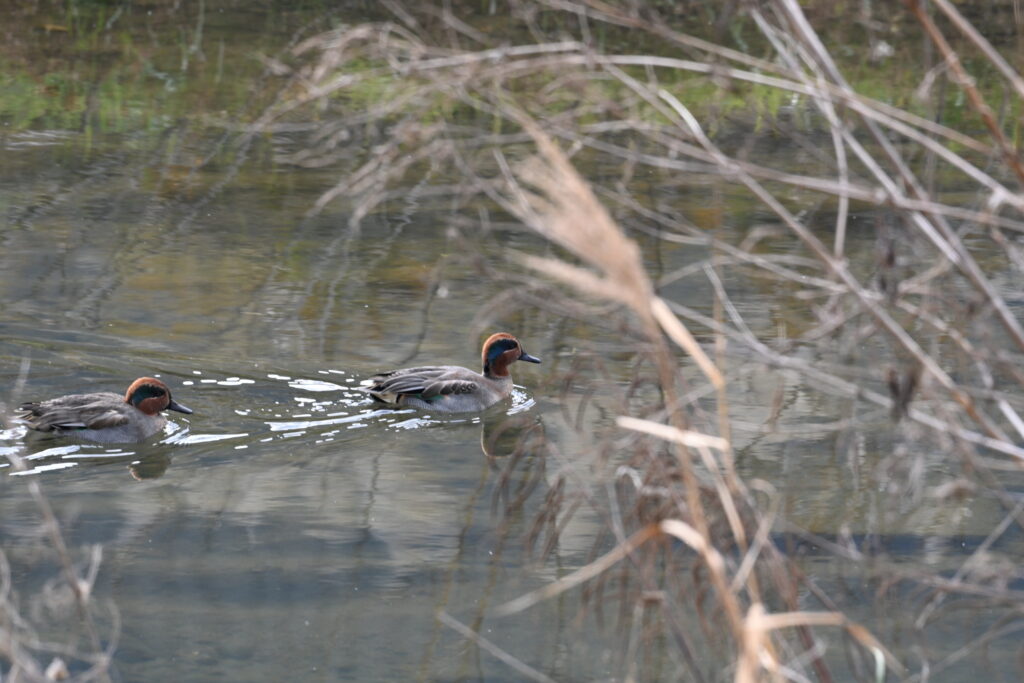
23,443,86,460
509,387,536,413
286,378,345,392
165,432,250,445
9,462,78,476
182,377,257,387
65,451,136,460
265,394,539,434
3,129,78,150
265,408,398,432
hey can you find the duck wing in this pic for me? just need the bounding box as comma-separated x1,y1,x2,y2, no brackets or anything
19,393,131,432
363,366,479,402
420,377,478,398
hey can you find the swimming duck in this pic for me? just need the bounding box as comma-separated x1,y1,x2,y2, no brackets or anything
361,333,541,412
18,377,193,443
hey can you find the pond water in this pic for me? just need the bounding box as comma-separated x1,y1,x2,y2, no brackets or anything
2,2,1023,681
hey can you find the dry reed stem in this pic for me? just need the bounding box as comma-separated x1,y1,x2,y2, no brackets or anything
915,497,1024,629
659,520,745,633
930,0,1024,100
772,0,1024,358
657,88,1015,444
737,604,905,682
513,140,654,317
748,9,851,260
510,117,724,392
617,415,749,555
275,21,1024,227
616,416,729,452
649,296,724,392
2,363,115,681
570,113,1024,230
905,0,1024,185
437,611,558,683
492,524,660,617
666,297,1024,462
499,101,900,680
276,2,1024,678
484,50,1003,177
506,115,767,639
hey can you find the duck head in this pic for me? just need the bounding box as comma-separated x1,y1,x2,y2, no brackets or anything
124,377,193,416
481,333,541,378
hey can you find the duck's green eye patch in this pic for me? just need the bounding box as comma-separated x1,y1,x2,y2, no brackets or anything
486,339,518,362
128,384,166,406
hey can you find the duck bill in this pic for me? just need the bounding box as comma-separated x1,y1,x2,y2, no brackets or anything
519,352,542,364
167,398,194,414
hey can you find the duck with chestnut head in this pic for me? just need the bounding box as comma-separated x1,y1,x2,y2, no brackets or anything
18,377,193,443
361,333,541,413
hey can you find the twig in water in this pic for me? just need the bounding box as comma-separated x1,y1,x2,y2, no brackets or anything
436,611,558,683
